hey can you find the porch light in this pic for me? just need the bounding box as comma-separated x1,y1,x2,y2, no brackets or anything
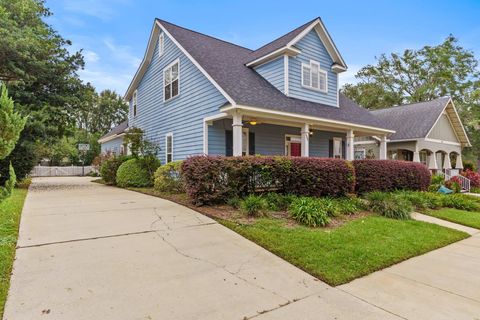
249,120,257,125
309,130,314,136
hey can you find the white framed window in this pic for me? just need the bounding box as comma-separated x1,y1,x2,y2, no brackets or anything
159,33,164,57
301,60,328,93
333,137,342,159
163,59,179,101
133,90,138,116
242,128,249,156
165,133,173,163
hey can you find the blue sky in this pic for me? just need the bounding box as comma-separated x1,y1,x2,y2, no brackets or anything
46,0,480,95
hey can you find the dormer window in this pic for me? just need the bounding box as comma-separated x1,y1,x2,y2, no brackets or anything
164,59,179,101
302,60,327,93
159,33,164,57
133,90,138,116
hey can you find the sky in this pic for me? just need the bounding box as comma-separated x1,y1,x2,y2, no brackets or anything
46,0,480,96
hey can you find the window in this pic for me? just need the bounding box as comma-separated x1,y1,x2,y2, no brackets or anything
301,60,327,92
133,90,138,116
354,149,366,160
333,137,342,159
164,59,179,101
159,33,164,57
165,133,173,163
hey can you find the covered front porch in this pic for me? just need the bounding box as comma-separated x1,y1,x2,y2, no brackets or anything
203,108,393,160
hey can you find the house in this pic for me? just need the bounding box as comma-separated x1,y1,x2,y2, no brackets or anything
99,120,128,155
99,18,469,169
354,98,471,171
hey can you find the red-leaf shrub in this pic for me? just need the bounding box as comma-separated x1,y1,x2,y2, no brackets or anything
353,160,430,193
181,156,355,205
461,169,480,188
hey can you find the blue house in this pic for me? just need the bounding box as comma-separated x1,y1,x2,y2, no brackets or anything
99,18,395,163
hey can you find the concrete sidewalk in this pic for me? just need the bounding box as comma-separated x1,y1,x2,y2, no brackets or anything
3,177,398,320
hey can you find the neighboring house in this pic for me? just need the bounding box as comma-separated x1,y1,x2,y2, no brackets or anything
99,17,469,170
99,120,128,155
354,97,471,171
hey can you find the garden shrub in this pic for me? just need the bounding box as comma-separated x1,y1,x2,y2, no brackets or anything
262,193,295,211
335,197,366,215
445,176,462,193
461,169,480,188
289,197,330,227
353,160,431,193
154,160,184,193
227,197,241,209
429,174,445,192
441,194,480,211
116,158,155,188
365,192,413,220
100,156,131,185
240,195,267,217
16,177,32,189
463,160,477,172
182,156,355,205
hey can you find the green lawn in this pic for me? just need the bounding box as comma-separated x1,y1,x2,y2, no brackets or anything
0,189,28,317
425,208,480,229
220,216,468,286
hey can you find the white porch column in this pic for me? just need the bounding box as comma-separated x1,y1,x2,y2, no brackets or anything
456,153,463,169
301,123,310,157
413,152,420,163
232,111,243,156
346,130,355,160
379,135,388,160
428,151,438,170
203,120,209,155
443,153,452,170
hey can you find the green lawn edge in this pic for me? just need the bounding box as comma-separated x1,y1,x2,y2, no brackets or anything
0,189,28,318
424,208,480,229
219,216,468,286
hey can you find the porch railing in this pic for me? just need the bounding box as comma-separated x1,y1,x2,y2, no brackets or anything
442,169,470,193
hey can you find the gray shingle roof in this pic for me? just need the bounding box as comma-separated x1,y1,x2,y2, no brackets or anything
371,97,450,140
99,120,128,140
157,19,390,130
246,18,317,63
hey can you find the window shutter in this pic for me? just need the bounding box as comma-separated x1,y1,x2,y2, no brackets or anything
328,139,333,158
342,140,346,159
225,130,233,156
249,132,255,155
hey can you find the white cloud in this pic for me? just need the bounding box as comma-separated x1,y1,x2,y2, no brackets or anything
79,69,132,95
62,0,131,20
83,50,100,63
103,38,141,68
338,64,362,87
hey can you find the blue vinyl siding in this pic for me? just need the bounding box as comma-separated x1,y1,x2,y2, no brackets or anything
101,136,124,154
254,57,285,93
209,120,345,157
129,32,227,164
288,29,338,107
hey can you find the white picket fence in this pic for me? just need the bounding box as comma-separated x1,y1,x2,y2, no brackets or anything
31,166,96,177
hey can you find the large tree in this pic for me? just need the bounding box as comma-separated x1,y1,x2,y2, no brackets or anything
342,35,480,160
0,0,86,180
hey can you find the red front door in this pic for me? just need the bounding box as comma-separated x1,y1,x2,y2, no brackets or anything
290,143,301,157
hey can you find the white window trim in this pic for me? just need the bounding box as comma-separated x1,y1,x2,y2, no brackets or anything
163,58,180,102
333,137,342,158
158,33,165,57
133,90,138,117
301,60,328,93
284,134,302,156
165,132,173,163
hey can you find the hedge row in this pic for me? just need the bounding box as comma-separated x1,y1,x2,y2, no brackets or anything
182,156,355,205
353,160,431,193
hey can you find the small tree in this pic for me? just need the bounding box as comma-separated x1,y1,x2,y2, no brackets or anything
0,84,27,201
124,127,159,158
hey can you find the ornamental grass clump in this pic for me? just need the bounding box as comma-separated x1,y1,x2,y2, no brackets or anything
289,197,330,227
365,192,413,220
240,195,268,217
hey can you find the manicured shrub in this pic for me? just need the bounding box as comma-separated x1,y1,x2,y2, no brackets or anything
461,169,480,188
353,160,430,193
100,156,130,185
182,156,355,205
289,197,330,227
154,160,184,193
116,158,155,188
240,195,268,217
365,192,413,220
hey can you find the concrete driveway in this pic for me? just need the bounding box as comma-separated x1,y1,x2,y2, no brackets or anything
3,177,397,320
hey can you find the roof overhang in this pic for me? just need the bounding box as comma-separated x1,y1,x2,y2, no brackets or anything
246,46,301,68
220,104,394,136
98,133,126,144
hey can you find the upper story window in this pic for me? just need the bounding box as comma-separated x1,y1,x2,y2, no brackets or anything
302,60,327,93
133,90,138,116
159,33,164,57
164,59,179,101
